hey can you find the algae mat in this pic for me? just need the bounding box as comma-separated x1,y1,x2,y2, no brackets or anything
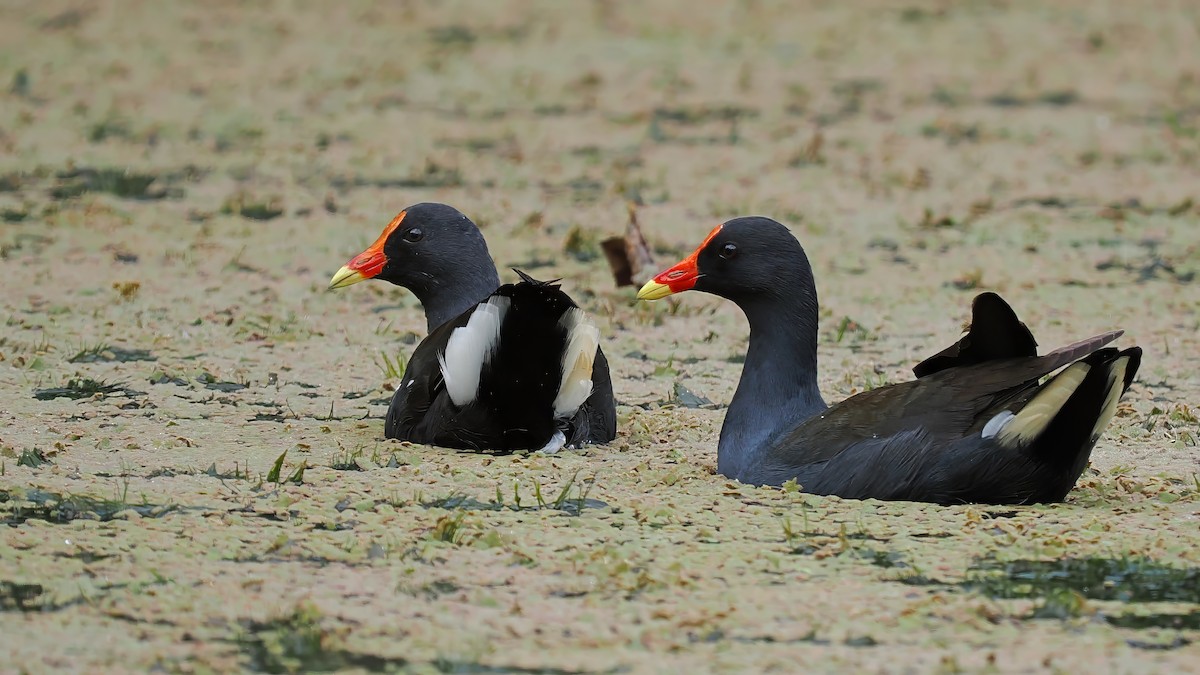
1,1,1199,672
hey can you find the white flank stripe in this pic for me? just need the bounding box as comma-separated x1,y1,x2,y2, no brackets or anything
1090,357,1129,442
553,307,599,418
996,362,1091,448
438,296,511,407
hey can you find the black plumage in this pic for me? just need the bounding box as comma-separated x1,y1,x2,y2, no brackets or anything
911,292,1038,377
329,203,616,452
637,216,1142,505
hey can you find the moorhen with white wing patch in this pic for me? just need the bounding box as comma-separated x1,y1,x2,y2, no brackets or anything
330,203,616,453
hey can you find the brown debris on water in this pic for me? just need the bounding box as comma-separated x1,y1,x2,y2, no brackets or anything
601,202,656,288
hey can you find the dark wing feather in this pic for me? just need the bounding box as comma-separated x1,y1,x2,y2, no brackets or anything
764,343,1140,504
914,292,1038,377
765,429,1050,505
765,332,1125,469
386,310,528,451
384,309,465,441
511,268,562,287
387,276,617,452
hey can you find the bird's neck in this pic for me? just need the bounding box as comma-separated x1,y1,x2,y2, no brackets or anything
417,267,502,332
719,296,826,479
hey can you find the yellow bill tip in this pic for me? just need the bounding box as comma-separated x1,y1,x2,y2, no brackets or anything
328,265,367,290
636,280,674,301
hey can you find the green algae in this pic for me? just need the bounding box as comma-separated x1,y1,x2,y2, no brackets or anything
0,488,178,525
968,557,1200,604
0,581,46,612
2,1,1199,672
32,378,132,401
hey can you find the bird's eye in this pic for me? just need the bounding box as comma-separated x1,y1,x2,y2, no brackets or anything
719,242,738,260
402,227,424,243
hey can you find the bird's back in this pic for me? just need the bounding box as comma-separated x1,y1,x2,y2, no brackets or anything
386,273,614,452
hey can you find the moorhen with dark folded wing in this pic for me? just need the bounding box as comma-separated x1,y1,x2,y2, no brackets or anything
637,216,1141,505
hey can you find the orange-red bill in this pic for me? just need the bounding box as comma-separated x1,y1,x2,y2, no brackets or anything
349,210,407,277
636,224,723,300
328,210,407,290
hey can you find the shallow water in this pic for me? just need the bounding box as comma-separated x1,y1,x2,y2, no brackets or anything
1,1,1198,671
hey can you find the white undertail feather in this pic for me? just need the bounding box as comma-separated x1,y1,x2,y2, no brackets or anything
995,362,1091,448
537,430,567,454
438,296,511,407
1090,357,1130,443
981,411,1014,439
552,308,600,418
